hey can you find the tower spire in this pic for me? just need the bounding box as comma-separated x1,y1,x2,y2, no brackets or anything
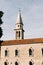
14,10,24,40
16,9,23,25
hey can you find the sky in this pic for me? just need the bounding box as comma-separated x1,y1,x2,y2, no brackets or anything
0,0,43,40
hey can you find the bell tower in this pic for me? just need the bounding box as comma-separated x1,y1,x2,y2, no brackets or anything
14,10,24,40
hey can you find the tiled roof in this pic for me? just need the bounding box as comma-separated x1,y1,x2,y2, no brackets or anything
1,38,43,46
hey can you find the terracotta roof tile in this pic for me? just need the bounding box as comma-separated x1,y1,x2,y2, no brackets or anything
1,38,43,46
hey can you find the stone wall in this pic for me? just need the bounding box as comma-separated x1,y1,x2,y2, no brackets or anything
1,43,43,65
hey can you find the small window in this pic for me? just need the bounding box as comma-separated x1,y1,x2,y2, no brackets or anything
15,62,18,65
29,49,32,56
5,50,8,57
29,61,33,65
4,62,7,65
42,48,43,56
15,49,18,56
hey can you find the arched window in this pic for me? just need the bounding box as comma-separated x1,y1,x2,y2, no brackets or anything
15,62,18,65
5,50,8,56
16,31,18,37
42,48,43,56
29,49,32,56
29,61,33,65
4,62,7,65
19,31,20,37
15,49,18,56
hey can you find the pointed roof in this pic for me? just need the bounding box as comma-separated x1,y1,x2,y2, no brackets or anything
16,9,23,25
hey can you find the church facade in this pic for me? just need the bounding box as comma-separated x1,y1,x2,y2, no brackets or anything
0,10,43,65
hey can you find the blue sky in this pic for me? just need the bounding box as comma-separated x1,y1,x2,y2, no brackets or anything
0,0,43,40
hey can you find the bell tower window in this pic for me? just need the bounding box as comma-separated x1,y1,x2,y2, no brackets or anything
19,31,20,37
16,31,20,38
16,31,18,37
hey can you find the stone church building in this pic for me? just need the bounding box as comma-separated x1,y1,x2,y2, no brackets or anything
0,10,43,65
